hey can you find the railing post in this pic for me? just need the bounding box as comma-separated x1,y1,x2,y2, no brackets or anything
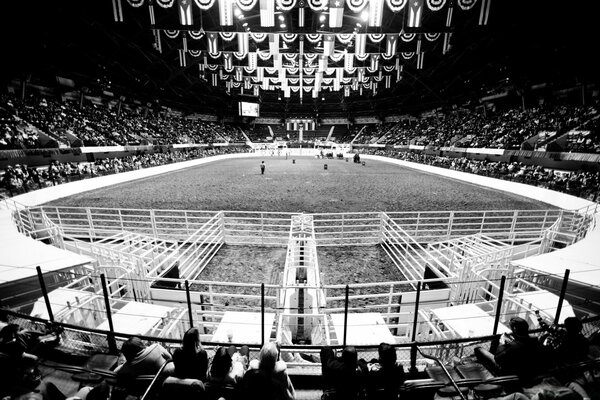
261,283,265,346
185,280,194,329
343,284,350,347
394,294,403,336
100,274,118,354
554,269,570,325
493,276,506,335
410,281,421,375
36,266,54,322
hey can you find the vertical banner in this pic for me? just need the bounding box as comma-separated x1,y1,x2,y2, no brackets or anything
218,0,234,25
329,0,344,27
355,34,366,57
368,0,384,27
238,32,249,56
385,34,398,57
260,0,275,26
178,0,193,25
407,0,423,27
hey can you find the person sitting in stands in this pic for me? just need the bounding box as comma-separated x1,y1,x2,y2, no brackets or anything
172,327,208,381
207,345,248,386
320,346,364,399
115,337,171,386
358,342,405,400
475,317,548,384
555,317,590,364
243,341,295,400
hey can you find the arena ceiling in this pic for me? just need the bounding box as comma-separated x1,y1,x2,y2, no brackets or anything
0,0,597,118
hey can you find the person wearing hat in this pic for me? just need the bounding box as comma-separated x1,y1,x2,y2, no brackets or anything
475,317,548,384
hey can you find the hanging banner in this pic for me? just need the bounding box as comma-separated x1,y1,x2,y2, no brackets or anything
260,0,275,27
323,34,335,56
207,32,219,54
276,0,297,10
329,0,344,27
426,0,445,10
220,32,236,41
344,52,354,71
164,29,179,39
368,33,385,43
251,32,268,42
281,33,298,43
194,0,215,8
236,0,258,11
355,34,366,57
189,30,205,40
346,0,367,12
384,0,406,11
308,0,327,11
385,34,398,57
238,32,249,55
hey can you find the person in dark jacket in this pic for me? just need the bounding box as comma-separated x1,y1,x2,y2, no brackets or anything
358,342,405,400
320,346,363,399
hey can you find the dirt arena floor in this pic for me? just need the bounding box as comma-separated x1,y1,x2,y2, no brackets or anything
47,156,553,213
47,156,555,290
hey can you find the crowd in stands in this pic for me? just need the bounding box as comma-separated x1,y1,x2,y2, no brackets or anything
0,94,245,149
1,313,599,400
347,103,600,152
0,146,250,196
357,148,600,201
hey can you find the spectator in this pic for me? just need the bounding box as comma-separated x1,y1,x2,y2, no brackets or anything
358,342,405,400
115,337,171,387
243,341,295,400
172,327,208,381
475,317,548,384
207,345,248,386
320,346,363,399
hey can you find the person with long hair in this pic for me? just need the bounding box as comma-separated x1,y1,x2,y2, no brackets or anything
243,342,295,400
172,327,208,381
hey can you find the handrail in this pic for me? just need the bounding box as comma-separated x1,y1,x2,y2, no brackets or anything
140,360,172,400
416,345,467,400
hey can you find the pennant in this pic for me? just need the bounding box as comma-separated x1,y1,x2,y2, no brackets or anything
179,49,187,67
344,52,354,72
368,0,384,27
370,54,379,71
299,6,305,27
355,34,366,57
182,36,188,52
385,34,398,57
443,32,451,54
224,53,233,70
417,51,424,69
238,32,249,56
212,73,218,86
254,86,260,96
269,33,279,54
407,0,423,27
344,85,350,97
396,59,402,81
178,0,193,25
218,0,234,25
235,67,243,81
260,0,275,27
446,4,453,26
479,0,490,25
385,75,391,88
323,34,335,56
112,0,124,21
149,2,156,25
248,52,258,69
207,32,219,54
152,29,162,53
329,0,344,28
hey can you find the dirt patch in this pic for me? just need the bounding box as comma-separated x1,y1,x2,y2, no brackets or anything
190,245,286,309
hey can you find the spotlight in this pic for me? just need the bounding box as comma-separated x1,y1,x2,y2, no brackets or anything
280,23,286,28
278,14,285,21
242,22,248,26
319,14,326,22
234,8,241,16
356,22,362,27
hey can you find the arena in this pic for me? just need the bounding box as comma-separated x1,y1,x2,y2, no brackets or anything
1,0,600,399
